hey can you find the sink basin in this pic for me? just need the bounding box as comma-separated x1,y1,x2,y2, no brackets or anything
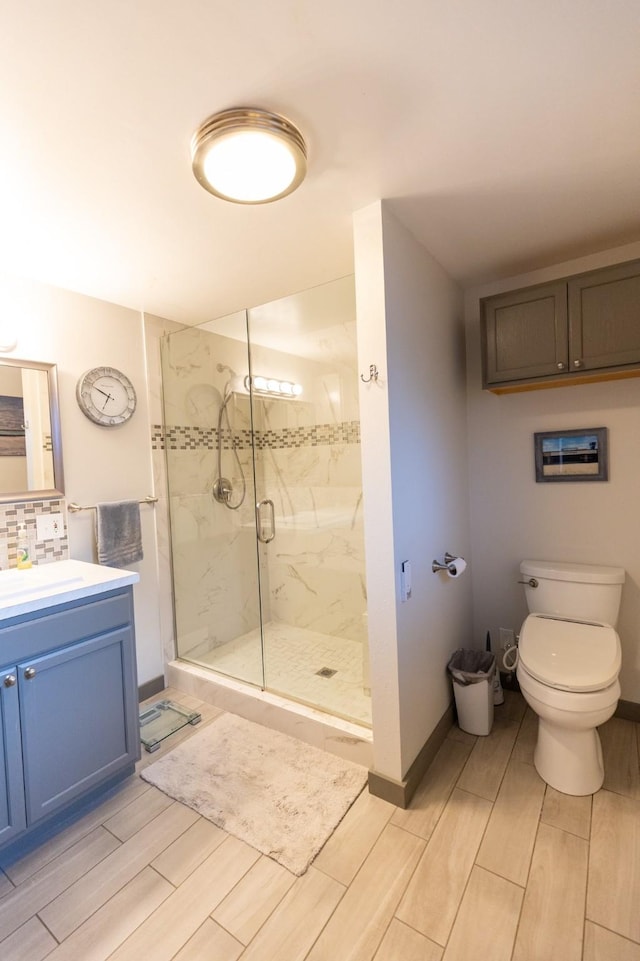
0,559,139,622
0,567,84,599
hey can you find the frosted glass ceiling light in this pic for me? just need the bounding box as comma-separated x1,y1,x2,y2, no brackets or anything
191,108,307,204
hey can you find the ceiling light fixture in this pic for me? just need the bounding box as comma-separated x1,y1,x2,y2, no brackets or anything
191,107,307,204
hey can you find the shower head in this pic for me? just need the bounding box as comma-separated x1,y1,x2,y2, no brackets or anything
217,363,243,403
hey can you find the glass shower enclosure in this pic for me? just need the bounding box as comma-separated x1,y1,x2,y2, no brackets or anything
161,276,370,726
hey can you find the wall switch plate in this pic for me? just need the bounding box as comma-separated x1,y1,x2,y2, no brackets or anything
401,560,412,602
36,513,64,541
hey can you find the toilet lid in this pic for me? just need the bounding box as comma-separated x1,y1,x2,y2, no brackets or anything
519,614,621,692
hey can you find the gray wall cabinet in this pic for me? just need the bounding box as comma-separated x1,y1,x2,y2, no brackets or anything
0,588,139,852
481,259,640,391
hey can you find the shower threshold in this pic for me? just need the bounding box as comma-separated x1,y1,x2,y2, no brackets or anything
166,659,373,769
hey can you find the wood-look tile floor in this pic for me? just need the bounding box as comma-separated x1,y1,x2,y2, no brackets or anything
1,688,639,961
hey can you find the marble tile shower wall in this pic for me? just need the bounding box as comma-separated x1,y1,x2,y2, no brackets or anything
166,439,262,655
159,412,365,651
0,498,69,569
249,334,365,646
253,422,366,645
163,327,264,657
161,321,366,659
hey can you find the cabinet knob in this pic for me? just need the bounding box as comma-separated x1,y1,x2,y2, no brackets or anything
556,362,565,370
3,674,16,687
573,359,583,368
24,667,36,680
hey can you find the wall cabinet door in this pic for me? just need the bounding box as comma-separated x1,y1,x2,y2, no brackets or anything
18,628,138,825
0,671,26,844
481,258,640,390
569,260,640,372
481,281,568,386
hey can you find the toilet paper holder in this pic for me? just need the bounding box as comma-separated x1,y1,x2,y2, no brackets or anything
432,552,466,575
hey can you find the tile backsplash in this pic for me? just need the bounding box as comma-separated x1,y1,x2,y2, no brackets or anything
0,499,69,568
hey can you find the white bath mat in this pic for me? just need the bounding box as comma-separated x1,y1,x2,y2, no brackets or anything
141,712,368,875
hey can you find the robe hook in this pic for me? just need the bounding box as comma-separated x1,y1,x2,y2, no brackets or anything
361,364,379,384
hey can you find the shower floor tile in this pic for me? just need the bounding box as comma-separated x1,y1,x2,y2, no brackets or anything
194,621,372,726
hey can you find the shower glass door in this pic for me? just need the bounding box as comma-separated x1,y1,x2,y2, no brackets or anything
162,309,265,689
247,277,369,723
163,277,370,725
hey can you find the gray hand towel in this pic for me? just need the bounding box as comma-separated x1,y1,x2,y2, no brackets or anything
96,500,143,567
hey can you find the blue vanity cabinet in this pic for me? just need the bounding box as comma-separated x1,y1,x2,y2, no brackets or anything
0,672,27,845
19,625,138,825
0,586,140,854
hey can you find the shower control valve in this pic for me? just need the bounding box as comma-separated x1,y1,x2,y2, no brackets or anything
213,477,233,505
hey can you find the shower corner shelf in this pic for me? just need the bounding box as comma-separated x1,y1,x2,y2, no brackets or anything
139,699,201,753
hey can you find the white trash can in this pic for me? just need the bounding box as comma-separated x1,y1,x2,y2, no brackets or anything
447,649,495,736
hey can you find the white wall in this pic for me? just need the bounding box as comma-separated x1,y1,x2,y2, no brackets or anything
355,202,473,781
465,240,640,704
0,269,162,685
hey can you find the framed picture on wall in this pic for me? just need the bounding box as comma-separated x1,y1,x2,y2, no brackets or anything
534,427,608,483
0,395,26,456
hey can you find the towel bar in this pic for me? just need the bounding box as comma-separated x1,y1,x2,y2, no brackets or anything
68,495,158,513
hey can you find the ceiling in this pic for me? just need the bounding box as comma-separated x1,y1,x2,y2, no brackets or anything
1,1,639,326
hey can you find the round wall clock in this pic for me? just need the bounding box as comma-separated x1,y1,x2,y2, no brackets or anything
76,366,137,426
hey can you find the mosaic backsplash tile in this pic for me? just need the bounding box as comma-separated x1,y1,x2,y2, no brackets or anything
0,498,69,568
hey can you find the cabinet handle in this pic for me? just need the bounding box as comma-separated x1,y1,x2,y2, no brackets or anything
556,362,565,370
3,674,16,687
24,667,36,680
573,359,583,368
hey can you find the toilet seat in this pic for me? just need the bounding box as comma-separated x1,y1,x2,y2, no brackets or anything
516,662,620,712
519,613,620,692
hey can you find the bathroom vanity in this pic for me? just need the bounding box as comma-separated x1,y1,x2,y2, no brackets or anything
0,560,140,856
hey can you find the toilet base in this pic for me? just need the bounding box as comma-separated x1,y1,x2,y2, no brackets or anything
534,719,604,796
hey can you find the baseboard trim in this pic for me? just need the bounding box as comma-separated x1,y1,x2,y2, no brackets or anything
367,696,639,808
616,699,640,723
368,702,455,809
138,675,165,703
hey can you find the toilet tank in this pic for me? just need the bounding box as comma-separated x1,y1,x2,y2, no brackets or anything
520,560,625,626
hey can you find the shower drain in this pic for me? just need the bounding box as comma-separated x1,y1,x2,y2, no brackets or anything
315,667,337,678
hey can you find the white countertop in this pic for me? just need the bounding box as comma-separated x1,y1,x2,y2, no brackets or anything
0,559,139,621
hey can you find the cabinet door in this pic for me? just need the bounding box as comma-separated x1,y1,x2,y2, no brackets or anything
568,259,640,372
19,628,139,825
0,670,27,844
481,282,568,386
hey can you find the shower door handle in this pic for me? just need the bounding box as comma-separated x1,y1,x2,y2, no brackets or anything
256,499,276,543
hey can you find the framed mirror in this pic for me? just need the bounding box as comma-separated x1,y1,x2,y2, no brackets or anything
0,357,64,503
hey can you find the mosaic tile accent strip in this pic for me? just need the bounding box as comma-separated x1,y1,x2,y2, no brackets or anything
255,422,361,449
151,425,165,450
0,498,69,568
156,421,361,452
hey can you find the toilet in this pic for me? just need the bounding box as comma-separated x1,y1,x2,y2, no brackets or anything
516,559,625,796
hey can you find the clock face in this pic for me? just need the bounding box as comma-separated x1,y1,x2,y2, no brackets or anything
76,367,137,426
